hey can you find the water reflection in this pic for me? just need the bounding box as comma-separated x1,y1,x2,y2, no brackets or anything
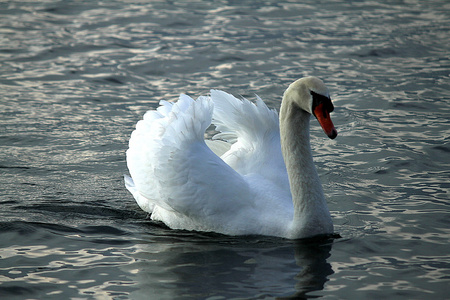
290,239,334,299
128,232,334,299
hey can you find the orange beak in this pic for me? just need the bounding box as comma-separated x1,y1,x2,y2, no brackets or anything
313,103,337,139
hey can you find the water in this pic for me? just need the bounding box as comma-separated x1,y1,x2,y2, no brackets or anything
1,0,449,299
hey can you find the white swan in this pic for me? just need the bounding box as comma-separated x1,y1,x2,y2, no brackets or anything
125,76,337,239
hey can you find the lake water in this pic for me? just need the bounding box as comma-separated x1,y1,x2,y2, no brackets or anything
1,0,449,299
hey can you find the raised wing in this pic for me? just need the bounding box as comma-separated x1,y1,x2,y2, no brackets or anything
210,90,290,192
126,94,252,228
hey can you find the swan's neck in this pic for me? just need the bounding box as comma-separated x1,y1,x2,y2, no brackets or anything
279,100,332,237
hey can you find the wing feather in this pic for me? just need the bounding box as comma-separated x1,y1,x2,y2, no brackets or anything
210,90,289,191
126,94,251,229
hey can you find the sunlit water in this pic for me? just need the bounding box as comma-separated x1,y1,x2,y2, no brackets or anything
1,0,449,299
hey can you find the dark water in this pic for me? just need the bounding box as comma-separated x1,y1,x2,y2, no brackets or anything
1,0,449,299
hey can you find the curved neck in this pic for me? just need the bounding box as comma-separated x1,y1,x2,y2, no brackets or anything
279,98,332,236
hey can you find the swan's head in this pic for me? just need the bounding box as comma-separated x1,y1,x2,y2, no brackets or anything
283,76,337,139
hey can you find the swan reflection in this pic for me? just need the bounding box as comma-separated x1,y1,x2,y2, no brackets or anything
127,231,334,299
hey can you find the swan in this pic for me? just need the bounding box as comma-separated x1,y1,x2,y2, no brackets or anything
125,76,337,239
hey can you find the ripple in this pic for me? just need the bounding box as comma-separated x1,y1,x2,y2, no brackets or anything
1,0,449,299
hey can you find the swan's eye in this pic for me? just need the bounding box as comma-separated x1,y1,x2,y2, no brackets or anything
311,91,334,114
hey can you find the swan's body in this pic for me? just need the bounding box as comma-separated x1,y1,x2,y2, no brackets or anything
126,77,337,239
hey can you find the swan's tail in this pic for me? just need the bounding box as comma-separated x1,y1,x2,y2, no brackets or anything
124,174,135,194
124,174,155,212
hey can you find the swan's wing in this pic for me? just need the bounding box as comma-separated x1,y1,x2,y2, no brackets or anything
211,90,290,190
126,94,251,227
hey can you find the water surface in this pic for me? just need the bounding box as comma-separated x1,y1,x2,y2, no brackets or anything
1,0,449,299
